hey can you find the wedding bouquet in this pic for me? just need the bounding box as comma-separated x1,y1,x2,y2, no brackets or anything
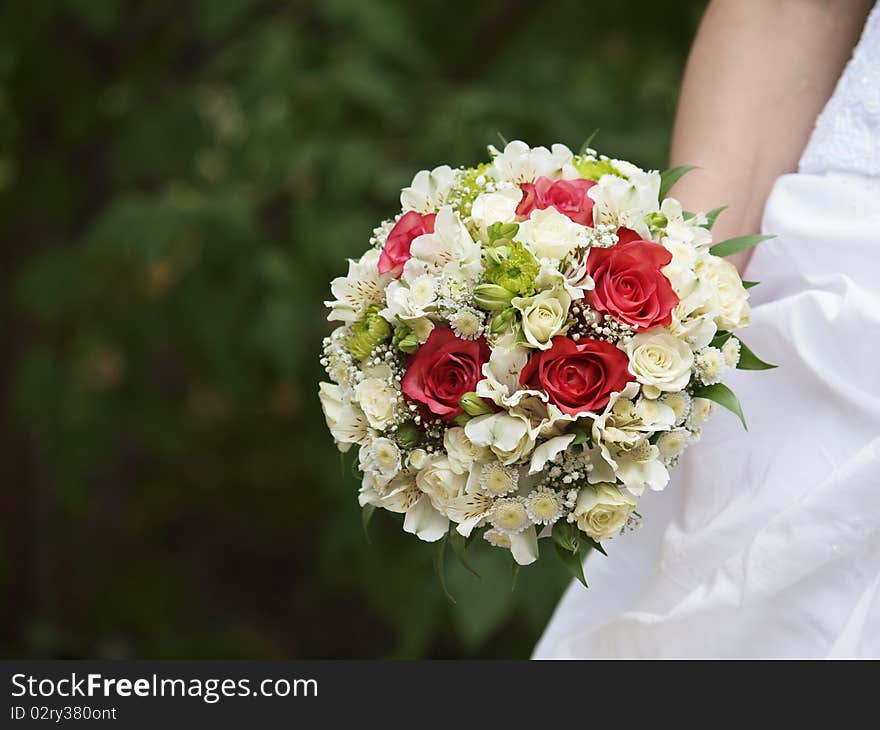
319,140,772,588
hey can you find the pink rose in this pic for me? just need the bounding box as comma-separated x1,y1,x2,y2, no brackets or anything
378,211,436,278
516,176,597,226
520,336,634,415
586,230,679,330
401,328,490,419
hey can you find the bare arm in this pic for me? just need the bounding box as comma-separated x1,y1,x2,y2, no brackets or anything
669,0,871,271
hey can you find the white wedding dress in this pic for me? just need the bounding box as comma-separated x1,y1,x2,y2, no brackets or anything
534,3,880,658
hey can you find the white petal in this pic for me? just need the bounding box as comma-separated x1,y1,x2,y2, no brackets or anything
529,434,576,474
510,527,539,566
403,494,449,542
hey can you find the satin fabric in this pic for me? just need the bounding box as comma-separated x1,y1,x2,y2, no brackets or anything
533,170,880,658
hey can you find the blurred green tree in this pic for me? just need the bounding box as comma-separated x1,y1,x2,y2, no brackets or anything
0,0,704,658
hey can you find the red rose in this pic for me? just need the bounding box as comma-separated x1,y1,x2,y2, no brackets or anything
586,232,679,330
401,328,490,418
516,176,597,226
520,336,633,415
378,211,436,278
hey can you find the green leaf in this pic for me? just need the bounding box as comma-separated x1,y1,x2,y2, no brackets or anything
742,280,759,289
659,165,698,199
693,382,747,430
579,129,599,154
570,423,591,446
432,535,456,604
706,205,728,230
584,537,607,556
552,520,580,553
361,504,376,544
735,338,777,370
709,234,774,258
710,330,732,348
448,526,480,578
554,541,588,588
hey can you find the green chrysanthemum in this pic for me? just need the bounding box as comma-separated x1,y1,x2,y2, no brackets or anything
484,243,540,297
573,156,620,181
348,306,391,360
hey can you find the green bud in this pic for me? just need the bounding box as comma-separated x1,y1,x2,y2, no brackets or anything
397,334,419,354
459,392,494,417
648,212,667,229
348,307,391,360
395,422,421,449
489,308,518,336
392,325,420,354
483,245,511,268
487,221,519,242
474,283,515,311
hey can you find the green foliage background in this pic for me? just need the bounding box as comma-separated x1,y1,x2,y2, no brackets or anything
0,0,705,658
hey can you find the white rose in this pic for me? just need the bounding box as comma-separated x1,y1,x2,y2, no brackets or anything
443,427,492,474
626,330,694,392
470,187,521,229
514,207,588,260
694,254,751,330
415,457,467,516
354,377,398,430
573,483,637,541
512,287,571,350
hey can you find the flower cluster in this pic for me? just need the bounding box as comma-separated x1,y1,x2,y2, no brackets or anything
320,140,764,575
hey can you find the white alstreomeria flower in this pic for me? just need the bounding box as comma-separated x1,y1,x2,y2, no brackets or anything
324,249,393,323
602,437,669,496
400,165,456,213
514,207,589,261
588,165,661,240
402,206,482,282
573,483,637,541
488,140,577,183
318,382,368,452
475,342,529,406
626,329,694,393
512,287,572,350
464,412,536,465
